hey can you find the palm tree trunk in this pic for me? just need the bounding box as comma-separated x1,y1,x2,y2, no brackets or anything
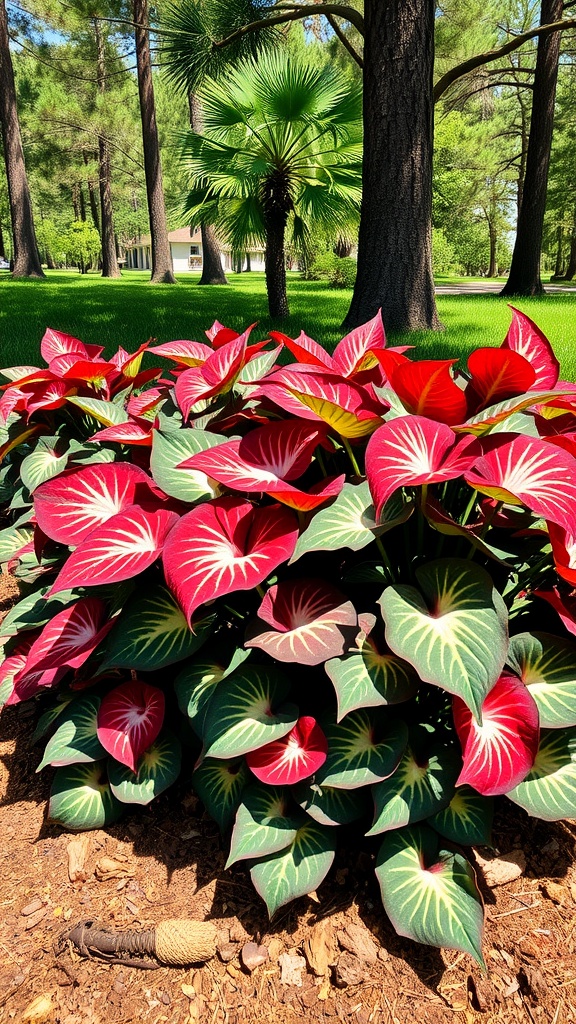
501,0,563,297
94,18,120,279
343,0,440,331
0,0,44,278
188,92,228,285
134,0,176,284
264,214,289,317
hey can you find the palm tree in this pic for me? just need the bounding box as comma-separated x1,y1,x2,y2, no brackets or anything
177,50,362,317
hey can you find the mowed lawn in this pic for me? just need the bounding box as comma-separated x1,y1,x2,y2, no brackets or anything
1,269,576,376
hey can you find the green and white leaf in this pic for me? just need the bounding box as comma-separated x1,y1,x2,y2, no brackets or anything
48,761,122,831
317,710,408,789
380,559,508,721
507,727,576,820
32,697,74,744
99,586,215,671
0,523,33,565
236,350,281,394
20,436,69,492
250,821,336,918
67,395,129,426
343,561,388,584
192,757,249,832
150,427,222,503
367,744,461,835
429,786,494,846
226,784,304,867
201,665,298,759
294,778,371,826
174,648,251,736
291,482,410,562
108,731,182,805
37,695,106,770
375,824,484,964
507,632,576,728
326,636,419,721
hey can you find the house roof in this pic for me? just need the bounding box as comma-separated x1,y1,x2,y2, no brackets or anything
126,226,202,248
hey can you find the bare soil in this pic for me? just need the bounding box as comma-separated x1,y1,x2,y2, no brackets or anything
1,573,575,1024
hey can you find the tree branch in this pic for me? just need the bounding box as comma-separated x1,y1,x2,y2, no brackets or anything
326,13,363,67
434,17,576,102
213,3,364,49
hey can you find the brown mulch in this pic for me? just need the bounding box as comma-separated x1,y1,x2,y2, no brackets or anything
0,572,575,1024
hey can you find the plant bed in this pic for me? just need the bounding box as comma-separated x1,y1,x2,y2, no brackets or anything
1,309,576,973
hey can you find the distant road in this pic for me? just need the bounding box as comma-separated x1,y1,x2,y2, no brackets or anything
435,280,576,295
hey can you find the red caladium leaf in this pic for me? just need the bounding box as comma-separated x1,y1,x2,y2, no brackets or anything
501,306,560,388
211,326,243,348
41,327,87,364
366,416,481,518
542,432,576,460
0,386,27,424
389,359,468,426
109,340,150,378
97,679,165,772
1,634,67,705
256,369,384,438
453,674,540,796
332,310,387,378
246,579,358,665
23,381,72,415
34,462,161,546
126,387,166,419
48,506,178,594
206,320,236,344
534,587,576,637
54,357,116,384
245,717,328,785
466,348,536,411
13,598,112,680
465,434,576,535
149,340,213,366
163,497,299,624
7,666,67,705
269,329,333,368
175,330,254,418
89,422,153,446
547,523,576,587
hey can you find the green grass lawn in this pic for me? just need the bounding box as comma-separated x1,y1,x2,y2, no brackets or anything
1,269,576,377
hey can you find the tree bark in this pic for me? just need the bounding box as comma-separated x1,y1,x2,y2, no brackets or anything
79,183,86,222
134,0,176,284
94,18,120,279
0,218,5,260
343,0,440,332
264,213,289,317
501,0,563,297
561,208,576,280
188,92,229,285
487,220,498,278
552,221,564,278
83,151,100,233
0,0,44,278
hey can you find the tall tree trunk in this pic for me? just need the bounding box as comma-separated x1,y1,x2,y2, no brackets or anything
552,221,564,278
264,215,288,317
0,0,44,278
501,0,563,297
79,183,86,222
134,0,176,284
94,19,120,279
188,92,228,285
562,208,576,280
343,0,440,332
83,151,100,233
0,219,5,259
244,251,251,272
516,87,529,218
487,220,498,278
72,182,81,221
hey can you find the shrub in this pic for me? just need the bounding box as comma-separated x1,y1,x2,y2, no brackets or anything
2,310,576,963
308,252,357,288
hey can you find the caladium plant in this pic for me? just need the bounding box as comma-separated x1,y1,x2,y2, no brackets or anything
2,307,576,965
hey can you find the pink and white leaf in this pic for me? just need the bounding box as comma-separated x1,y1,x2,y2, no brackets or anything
88,422,153,446
48,506,178,594
465,434,576,534
97,680,165,772
366,416,481,518
163,497,299,624
245,717,328,785
34,462,161,546
332,310,387,378
148,340,213,366
453,673,540,797
24,381,71,415
13,598,110,679
501,306,560,389
246,578,357,666
548,522,576,587
41,328,87,365
269,330,333,368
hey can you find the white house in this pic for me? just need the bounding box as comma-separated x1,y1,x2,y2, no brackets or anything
124,226,265,273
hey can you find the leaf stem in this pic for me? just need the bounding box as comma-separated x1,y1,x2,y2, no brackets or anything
460,488,478,527
342,436,362,478
374,534,395,581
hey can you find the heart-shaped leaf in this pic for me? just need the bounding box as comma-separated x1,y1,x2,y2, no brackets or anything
380,559,508,721
294,778,371,826
332,311,386,378
0,523,34,565
41,327,88,363
389,360,468,426
453,674,539,797
507,631,576,728
507,727,576,819
429,786,494,846
67,395,129,426
48,761,122,831
14,598,111,678
174,649,251,735
226,784,304,867
99,586,215,671
366,417,480,518
163,498,298,624
466,348,535,410
375,824,484,964
250,821,336,918
326,622,419,721
97,680,165,772
246,579,357,666
150,427,222,503
201,665,298,759
257,369,383,438
37,694,106,770
317,710,408,789
192,757,249,832
501,306,559,388
108,731,182,805
245,717,328,786
34,462,159,546
367,744,460,835
20,436,69,492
